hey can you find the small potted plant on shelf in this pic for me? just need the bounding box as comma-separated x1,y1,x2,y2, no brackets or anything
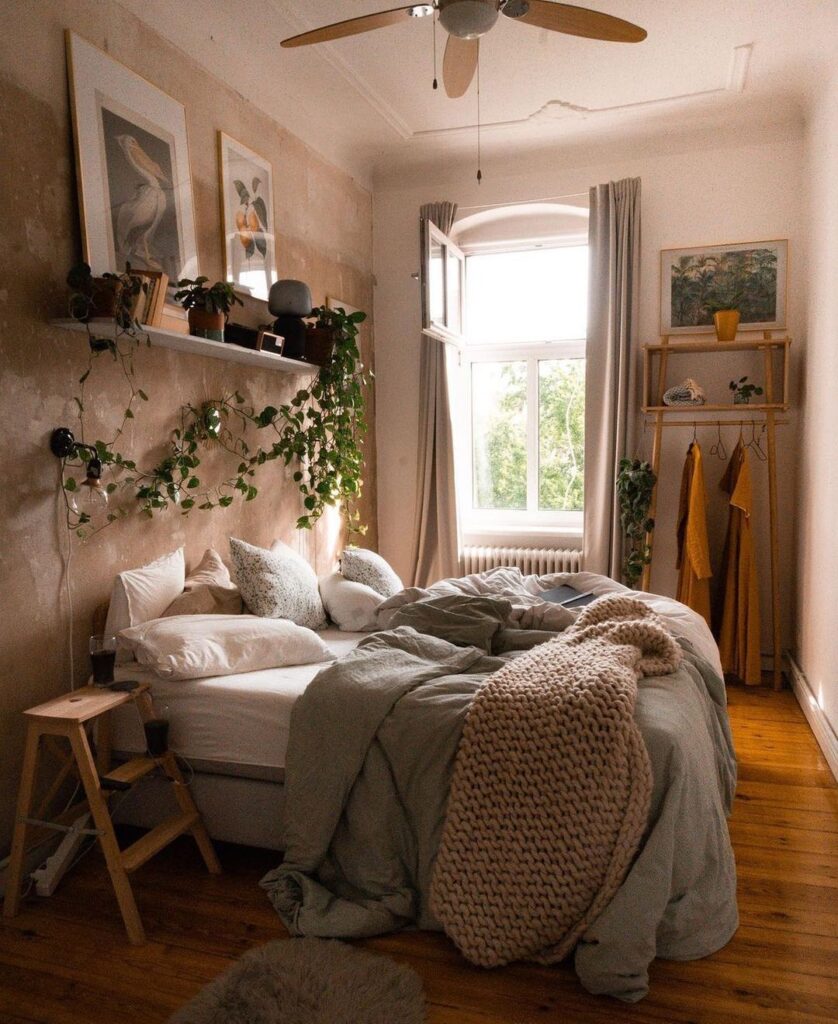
67,262,145,326
729,376,763,405
707,285,744,342
174,277,243,342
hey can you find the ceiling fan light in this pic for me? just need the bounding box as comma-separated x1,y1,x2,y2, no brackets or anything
439,0,499,40
407,4,434,16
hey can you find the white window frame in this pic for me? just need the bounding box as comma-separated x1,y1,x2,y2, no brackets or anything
421,218,465,346
459,241,587,543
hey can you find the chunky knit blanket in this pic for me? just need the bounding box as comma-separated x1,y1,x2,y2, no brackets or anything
430,595,684,967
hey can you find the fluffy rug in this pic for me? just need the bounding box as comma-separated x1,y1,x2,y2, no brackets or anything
168,938,425,1024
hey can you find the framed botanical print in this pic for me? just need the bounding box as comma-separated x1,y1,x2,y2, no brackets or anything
65,31,198,281
660,239,788,335
218,133,277,301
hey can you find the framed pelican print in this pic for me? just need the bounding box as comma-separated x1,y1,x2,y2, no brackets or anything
65,32,198,281
218,133,277,301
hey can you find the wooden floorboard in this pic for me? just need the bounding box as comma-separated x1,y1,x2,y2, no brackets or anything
1,683,836,1023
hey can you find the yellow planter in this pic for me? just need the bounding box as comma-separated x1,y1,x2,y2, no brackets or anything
713,309,740,342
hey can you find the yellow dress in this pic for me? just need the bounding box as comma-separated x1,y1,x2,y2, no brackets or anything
718,441,761,685
675,442,713,626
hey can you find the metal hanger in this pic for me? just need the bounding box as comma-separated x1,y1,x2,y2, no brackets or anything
747,421,768,462
709,422,728,461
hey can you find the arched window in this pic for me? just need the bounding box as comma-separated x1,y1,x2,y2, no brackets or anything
451,202,589,543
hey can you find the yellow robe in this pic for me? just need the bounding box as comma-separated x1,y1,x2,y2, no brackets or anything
718,441,761,685
676,442,713,626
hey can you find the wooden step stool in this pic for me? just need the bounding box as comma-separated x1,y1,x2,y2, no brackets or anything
3,683,220,943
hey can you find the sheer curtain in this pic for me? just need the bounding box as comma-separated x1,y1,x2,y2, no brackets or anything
411,203,460,587
583,178,641,579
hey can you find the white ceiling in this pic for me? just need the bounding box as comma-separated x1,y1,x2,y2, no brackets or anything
118,0,837,187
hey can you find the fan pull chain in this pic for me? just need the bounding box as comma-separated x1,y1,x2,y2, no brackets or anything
432,11,438,90
476,51,482,183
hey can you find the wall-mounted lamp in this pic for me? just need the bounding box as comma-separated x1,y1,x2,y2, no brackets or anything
50,427,109,515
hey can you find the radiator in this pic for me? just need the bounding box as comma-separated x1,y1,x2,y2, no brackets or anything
460,545,582,576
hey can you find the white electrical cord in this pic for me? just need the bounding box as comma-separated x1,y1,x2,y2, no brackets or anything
58,462,76,691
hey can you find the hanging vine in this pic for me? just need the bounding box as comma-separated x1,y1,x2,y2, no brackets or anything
60,265,370,538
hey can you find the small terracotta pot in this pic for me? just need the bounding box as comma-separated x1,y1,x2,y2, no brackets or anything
713,309,740,342
91,278,142,320
188,307,225,342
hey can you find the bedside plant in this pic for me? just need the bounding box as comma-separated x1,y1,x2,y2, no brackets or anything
616,458,657,588
174,277,243,341
729,376,763,405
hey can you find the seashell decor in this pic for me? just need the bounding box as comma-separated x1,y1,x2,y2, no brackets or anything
663,378,706,406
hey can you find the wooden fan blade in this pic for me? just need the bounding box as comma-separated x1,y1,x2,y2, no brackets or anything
443,35,479,98
281,6,418,48
504,1,647,43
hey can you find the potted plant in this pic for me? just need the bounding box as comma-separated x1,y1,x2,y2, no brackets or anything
174,277,243,341
616,458,656,588
729,376,764,405
707,286,743,342
276,304,370,532
67,262,145,326
303,311,338,365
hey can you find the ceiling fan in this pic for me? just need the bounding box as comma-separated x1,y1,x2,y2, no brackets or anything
281,1,647,99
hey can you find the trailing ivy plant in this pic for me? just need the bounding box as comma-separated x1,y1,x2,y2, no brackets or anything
59,286,371,538
281,305,369,532
616,457,657,588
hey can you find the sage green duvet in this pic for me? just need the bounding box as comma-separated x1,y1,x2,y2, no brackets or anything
261,580,738,1002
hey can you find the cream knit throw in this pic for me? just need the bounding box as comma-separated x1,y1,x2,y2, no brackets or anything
430,594,683,968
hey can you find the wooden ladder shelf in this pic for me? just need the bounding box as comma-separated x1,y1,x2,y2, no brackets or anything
640,331,790,691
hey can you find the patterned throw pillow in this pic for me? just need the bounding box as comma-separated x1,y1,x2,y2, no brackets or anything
229,538,327,630
340,547,403,599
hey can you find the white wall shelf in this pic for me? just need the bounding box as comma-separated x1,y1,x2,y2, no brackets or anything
51,319,318,376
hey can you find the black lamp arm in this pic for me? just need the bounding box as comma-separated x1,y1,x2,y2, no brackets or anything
50,428,102,476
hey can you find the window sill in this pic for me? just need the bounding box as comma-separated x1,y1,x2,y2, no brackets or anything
462,525,583,549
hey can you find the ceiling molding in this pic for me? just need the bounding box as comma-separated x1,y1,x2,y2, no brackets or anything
267,6,754,148
411,42,755,141
270,0,413,140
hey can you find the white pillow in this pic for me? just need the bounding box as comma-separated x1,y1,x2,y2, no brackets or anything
340,547,403,598
319,571,383,632
117,614,332,680
104,548,186,636
229,537,327,630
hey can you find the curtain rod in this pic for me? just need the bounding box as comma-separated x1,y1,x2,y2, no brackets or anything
457,192,589,212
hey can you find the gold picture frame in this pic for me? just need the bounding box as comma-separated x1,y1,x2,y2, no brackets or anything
218,132,277,302
660,238,788,335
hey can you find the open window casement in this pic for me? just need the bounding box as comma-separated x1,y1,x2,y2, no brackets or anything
420,218,465,346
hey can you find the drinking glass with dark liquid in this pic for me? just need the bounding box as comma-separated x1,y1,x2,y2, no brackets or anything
90,634,117,686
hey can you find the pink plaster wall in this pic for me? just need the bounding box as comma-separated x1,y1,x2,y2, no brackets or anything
0,2,376,853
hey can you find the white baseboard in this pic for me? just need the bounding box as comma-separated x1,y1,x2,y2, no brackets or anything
787,653,838,782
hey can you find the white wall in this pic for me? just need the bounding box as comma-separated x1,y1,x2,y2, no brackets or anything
373,124,805,653
796,70,838,740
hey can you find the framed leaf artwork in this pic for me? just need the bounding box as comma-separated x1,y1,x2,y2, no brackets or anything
218,133,277,301
65,31,199,281
660,239,788,334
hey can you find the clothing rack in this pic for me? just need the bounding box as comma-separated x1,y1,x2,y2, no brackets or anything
640,333,791,690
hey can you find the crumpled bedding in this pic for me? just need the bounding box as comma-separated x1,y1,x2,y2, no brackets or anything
262,571,737,1001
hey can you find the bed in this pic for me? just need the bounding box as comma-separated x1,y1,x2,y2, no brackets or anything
109,629,367,849
106,568,737,1001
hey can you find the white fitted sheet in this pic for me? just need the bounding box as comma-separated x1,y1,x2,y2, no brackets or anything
109,628,365,782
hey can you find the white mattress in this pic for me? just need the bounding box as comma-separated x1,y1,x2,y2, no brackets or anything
109,628,365,782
